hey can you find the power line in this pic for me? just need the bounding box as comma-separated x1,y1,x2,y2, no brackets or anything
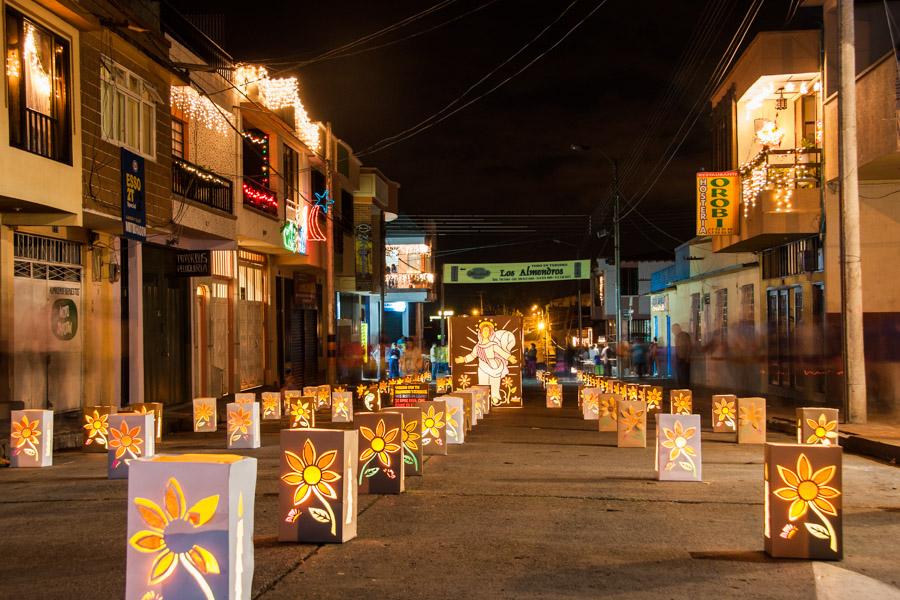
357,0,610,157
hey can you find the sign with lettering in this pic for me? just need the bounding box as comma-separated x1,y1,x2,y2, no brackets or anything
696,171,739,236
443,260,590,284
174,250,211,276
121,148,146,241
391,382,429,407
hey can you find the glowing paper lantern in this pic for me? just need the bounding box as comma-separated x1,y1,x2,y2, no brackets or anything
655,414,702,481
536,370,545,384
617,400,647,448
454,390,475,432
355,411,405,494
473,385,491,415
797,408,839,446
125,454,257,599
288,396,316,429
279,429,357,543
712,394,737,433
361,386,381,411
83,405,115,452
284,390,302,413
391,407,425,477
132,402,163,441
597,393,618,432
738,397,766,444
764,443,842,560
546,384,562,408
234,393,255,403
10,409,52,467
436,376,452,394
331,392,354,423
421,400,448,455
316,385,332,409
626,384,639,401
226,402,260,450
645,386,663,412
108,413,155,479
582,387,600,420
261,392,282,420
193,398,218,433
440,395,466,444
669,389,692,415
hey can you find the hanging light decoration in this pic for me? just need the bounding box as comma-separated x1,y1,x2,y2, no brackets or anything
170,86,231,136
234,64,321,152
775,87,788,111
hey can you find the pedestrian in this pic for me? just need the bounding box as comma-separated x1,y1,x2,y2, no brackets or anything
632,338,647,378
600,342,611,376
430,339,441,380
388,342,401,379
649,337,659,377
618,338,631,377
525,343,538,377
674,324,692,387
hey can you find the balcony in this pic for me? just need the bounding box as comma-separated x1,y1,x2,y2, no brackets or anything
242,177,279,217
385,272,434,290
713,148,822,252
172,159,233,213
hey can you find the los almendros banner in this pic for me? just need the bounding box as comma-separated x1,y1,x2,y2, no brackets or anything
443,260,590,284
696,171,739,236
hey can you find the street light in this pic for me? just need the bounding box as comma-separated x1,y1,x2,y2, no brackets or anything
570,143,621,346
471,308,480,316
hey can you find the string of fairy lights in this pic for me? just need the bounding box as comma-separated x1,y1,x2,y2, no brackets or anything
738,147,820,216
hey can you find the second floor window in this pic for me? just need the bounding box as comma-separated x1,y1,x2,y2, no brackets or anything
101,58,157,158
171,117,185,159
5,8,72,163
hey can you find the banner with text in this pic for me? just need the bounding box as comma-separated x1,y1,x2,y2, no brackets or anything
443,260,590,284
696,171,739,236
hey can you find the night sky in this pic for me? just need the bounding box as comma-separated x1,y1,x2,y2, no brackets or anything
176,0,817,312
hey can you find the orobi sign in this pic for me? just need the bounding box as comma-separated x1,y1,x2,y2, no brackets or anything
443,260,590,284
696,171,739,236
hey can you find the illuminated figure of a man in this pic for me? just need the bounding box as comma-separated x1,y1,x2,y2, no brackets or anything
454,319,517,403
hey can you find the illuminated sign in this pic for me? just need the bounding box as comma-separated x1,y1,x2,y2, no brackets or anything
282,204,309,254
696,171,739,236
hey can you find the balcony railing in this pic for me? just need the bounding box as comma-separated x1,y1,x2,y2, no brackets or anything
14,107,69,163
385,272,434,290
242,177,279,217
739,147,821,215
172,159,233,213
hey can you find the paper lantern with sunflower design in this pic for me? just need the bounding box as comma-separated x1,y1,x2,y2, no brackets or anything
234,393,255,404
125,453,257,599
279,429,357,543
436,375,452,395
193,398,218,433
82,405,115,452
10,409,52,468
331,392,354,423
108,413,155,479
453,390,475,433
796,408,839,446
655,414,702,481
316,385,332,410
669,390,692,416
597,393,619,432
283,390,302,413
390,407,425,477
546,383,563,409
226,402,260,450
355,411,405,494
617,399,647,448
737,397,766,444
131,403,164,442
711,394,737,433
644,386,663,412
472,385,491,416
764,443,842,559
287,396,317,429
261,392,282,421
420,400,448,456
581,387,600,420
439,395,466,444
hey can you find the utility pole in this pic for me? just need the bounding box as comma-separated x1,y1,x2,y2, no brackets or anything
613,160,622,351
838,0,867,423
325,122,337,385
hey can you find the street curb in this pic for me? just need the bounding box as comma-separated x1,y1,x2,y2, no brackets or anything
768,417,899,465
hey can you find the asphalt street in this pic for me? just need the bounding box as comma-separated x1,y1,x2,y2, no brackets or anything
2,382,899,599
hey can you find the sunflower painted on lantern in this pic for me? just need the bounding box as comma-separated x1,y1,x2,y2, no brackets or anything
422,405,445,438
358,418,401,484
620,405,644,439
227,406,253,445
84,409,111,449
617,399,647,447
281,439,341,535
646,387,662,411
670,390,692,415
805,414,838,446
713,396,737,431
129,477,221,599
194,400,214,430
261,392,282,420
11,414,41,458
401,418,421,471
110,421,144,468
738,397,766,444
660,419,699,479
772,453,841,553
289,399,315,429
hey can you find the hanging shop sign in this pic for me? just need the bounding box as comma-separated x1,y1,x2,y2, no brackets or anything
696,171,739,236
282,205,309,255
121,148,146,241
174,250,211,276
443,260,590,284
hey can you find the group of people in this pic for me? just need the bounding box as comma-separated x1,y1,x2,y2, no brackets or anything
384,337,450,380
560,338,661,379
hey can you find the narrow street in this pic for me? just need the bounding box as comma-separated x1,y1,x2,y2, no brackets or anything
2,382,898,599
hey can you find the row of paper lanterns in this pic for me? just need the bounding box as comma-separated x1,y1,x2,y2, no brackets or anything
9,383,493,600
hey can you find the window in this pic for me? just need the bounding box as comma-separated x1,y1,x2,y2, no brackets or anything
171,117,185,159
761,237,823,279
715,288,728,346
100,57,157,158
740,284,754,323
282,144,299,204
5,8,72,163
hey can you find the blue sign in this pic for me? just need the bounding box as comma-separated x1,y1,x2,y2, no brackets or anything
121,148,146,241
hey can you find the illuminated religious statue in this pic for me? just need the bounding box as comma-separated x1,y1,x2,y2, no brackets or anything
454,318,518,404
